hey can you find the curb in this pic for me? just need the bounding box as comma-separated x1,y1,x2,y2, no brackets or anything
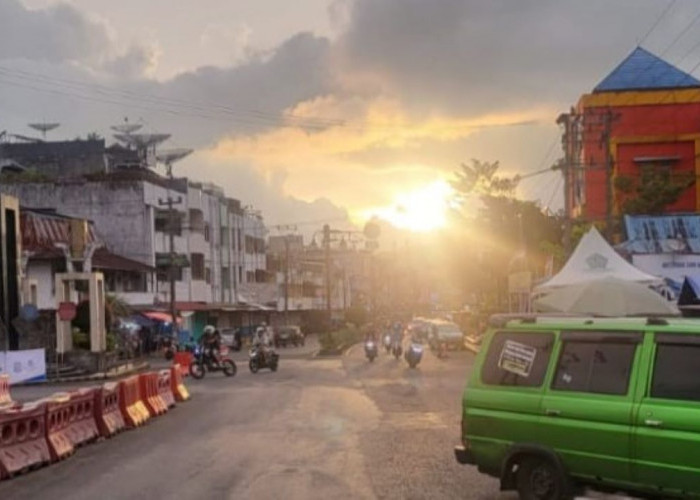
15,362,150,386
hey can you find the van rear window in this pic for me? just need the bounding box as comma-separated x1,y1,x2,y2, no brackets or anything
481,331,554,387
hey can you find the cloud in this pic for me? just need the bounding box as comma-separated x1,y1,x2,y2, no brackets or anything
335,0,677,117
0,0,110,64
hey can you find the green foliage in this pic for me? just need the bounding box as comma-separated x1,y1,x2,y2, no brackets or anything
615,169,695,215
344,306,368,327
318,326,362,354
0,169,52,184
72,329,90,350
451,159,520,199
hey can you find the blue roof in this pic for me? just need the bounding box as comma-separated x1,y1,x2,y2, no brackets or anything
594,47,700,92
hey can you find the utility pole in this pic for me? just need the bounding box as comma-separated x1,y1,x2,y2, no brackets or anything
158,166,182,337
557,111,573,254
602,108,615,241
284,235,290,325
323,224,331,326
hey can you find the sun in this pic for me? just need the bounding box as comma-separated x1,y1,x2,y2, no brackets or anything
371,180,453,232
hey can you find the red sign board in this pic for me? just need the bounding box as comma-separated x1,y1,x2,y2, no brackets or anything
57,302,77,321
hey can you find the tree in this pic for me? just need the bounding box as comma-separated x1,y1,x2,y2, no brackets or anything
450,159,562,310
615,167,695,215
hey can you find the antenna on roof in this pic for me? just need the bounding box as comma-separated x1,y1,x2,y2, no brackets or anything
113,133,171,168
28,122,60,140
156,148,193,177
111,123,143,134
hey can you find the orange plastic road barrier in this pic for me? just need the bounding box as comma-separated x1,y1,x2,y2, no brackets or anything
138,373,167,418
0,375,14,410
118,376,150,428
0,402,51,479
65,389,99,447
170,364,190,402
94,383,126,438
43,393,75,462
157,370,176,409
173,352,193,377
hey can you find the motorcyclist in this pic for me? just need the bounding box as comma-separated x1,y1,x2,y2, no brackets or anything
252,324,272,364
200,325,221,364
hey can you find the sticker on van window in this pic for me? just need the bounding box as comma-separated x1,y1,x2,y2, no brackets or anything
498,340,537,378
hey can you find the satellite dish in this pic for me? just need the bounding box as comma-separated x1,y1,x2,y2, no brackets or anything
111,123,143,134
156,148,193,165
28,122,60,139
113,133,171,148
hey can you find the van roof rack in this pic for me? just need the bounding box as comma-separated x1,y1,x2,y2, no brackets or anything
489,313,676,328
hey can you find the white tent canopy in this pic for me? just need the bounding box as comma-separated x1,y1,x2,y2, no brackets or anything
535,227,661,292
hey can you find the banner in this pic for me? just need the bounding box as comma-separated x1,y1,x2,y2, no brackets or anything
0,349,47,384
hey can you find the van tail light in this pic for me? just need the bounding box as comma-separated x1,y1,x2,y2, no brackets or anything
461,413,470,449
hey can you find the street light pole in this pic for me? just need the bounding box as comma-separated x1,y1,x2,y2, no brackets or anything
159,162,182,337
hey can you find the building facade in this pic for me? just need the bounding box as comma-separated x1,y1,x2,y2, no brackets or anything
561,47,700,222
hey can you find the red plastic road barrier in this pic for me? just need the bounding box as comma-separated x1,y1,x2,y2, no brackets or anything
138,373,167,417
173,352,193,377
0,375,14,410
170,364,190,402
65,389,99,447
157,370,176,409
43,393,75,462
94,382,126,438
118,376,150,428
0,402,51,479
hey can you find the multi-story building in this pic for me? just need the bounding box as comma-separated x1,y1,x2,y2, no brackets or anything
560,47,700,223
0,147,269,336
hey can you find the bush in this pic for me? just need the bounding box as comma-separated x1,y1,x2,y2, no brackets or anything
318,325,363,354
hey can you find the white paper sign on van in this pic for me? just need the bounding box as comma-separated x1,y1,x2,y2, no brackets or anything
498,340,537,377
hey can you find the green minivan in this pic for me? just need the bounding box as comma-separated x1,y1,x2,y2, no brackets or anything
454,315,700,499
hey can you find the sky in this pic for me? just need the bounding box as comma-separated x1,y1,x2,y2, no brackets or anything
3,0,700,232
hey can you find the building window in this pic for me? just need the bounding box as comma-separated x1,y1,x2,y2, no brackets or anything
246,271,255,283
552,338,637,395
221,229,229,246
189,209,204,233
651,342,700,402
154,209,182,236
205,267,211,284
191,253,205,280
238,266,243,284
204,223,210,242
481,331,554,387
222,267,230,288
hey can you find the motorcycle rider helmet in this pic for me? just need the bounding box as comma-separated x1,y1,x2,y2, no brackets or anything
203,325,215,334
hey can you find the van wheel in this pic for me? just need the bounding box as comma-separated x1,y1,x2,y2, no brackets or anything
516,457,567,500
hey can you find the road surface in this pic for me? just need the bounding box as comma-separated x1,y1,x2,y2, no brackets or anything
0,343,513,499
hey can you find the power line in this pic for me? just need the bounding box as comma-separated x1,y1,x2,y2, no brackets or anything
639,0,678,46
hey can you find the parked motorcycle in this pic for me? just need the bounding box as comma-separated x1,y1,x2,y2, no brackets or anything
404,342,424,368
391,340,403,360
249,347,279,373
364,340,378,362
383,334,392,353
189,345,237,379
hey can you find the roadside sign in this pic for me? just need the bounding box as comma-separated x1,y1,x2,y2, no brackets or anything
57,302,77,321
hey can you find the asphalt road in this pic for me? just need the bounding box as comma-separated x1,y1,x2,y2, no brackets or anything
1,343,511,499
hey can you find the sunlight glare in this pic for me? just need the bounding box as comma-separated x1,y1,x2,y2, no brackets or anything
372,180,452,232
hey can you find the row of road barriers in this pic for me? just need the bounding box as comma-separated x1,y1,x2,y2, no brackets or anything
0,364,190,480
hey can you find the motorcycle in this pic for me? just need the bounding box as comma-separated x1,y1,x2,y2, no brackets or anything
391,340,403,360
189,345,237,379
249,346,279,373
364,340,378,362
383,334,392,353
404,342,424,368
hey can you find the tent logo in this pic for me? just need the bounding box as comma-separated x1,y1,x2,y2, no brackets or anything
586,253,608,270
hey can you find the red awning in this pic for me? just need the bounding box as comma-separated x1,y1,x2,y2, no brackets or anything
142,311,182,324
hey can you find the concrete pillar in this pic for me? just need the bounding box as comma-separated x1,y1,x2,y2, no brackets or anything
55,272,106,354
0,195,21,351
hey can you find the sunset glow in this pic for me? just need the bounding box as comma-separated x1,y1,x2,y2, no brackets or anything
370,180,453,232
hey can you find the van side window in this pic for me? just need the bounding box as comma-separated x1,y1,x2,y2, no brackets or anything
481,332,553,387
651,344,700,402
552,341,636,395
